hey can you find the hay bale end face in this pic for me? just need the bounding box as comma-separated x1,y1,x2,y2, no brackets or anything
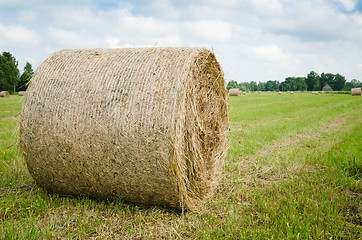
229,88,240,96
19,48,228,211
351,88,362,96
0,91,10,97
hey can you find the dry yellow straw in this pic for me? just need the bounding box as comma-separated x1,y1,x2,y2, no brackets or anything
19,48,228,211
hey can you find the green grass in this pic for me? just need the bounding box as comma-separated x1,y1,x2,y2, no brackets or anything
1,93,361,239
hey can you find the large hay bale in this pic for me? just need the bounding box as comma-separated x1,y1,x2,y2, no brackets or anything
18,91,26,96
229,88,240,96
19,48,228,211
0,91,10,97
351,88,361,96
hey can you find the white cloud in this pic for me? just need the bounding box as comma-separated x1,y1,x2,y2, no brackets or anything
0,23,40,47
184,20,232,43
104,36,121,48
253,44,287,62
335,0,357,11
197,0,239,7
48,27,100,48
250,0,284,16
1,0,362,82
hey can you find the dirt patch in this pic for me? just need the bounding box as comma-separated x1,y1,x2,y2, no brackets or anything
317,117,345,134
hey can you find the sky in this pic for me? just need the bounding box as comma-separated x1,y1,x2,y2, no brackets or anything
0,0,362,83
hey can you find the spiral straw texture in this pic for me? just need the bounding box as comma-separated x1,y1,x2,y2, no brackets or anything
19,48,228,210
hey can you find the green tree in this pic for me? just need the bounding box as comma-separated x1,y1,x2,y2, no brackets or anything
0,52,20,92
226,80,239,90
280,81,291,91
17,62,33,91
344,79,361,90
265,80,279,91
320,73,335,90
306,71,319,91
249,81,258,91
238,82,249,91
333,74,346,91
257,82,265,91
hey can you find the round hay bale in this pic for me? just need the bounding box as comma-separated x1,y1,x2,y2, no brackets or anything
278,91,282,95
229,88,240,96
351,88,361,96
0,91,10,97
290,91,294,95
18,91,26,96
19,48,228,211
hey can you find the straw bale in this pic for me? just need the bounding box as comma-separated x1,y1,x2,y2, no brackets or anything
229,88,240,96
351,88,361,96
0,91,10,97
278,91,282,95
18,91,26,96
290,91,294,95
19,48,228,211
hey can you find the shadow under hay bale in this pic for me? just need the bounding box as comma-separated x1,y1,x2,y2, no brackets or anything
0,91,10,97
351,88,361,96
19,48,228,211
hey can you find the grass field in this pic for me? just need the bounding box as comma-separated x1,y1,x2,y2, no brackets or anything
1,92,361,239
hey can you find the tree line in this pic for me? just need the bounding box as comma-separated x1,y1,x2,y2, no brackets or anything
227,71,361,92
0,51,33,93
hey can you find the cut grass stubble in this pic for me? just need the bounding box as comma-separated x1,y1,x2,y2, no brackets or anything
1,93,361,239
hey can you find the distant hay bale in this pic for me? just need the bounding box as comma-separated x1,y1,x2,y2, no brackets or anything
278,91,282,95
322,83,333,92
19,48,228,211
242,91,246,95
290,91,294,95
351,88,361,96
229,88,240,96
0,91,10,97
18,91,26,96
312,92,319,95
258,91,261,94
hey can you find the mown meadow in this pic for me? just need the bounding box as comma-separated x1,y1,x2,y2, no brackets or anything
1,92,361,239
